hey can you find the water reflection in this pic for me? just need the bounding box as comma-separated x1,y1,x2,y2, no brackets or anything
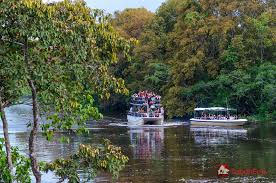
129,128,164,159
190,126,247,146
7,132,79,162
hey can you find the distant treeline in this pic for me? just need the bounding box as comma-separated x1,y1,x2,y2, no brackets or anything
101,0,275,121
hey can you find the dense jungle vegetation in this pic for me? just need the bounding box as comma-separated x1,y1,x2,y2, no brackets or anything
0,0,275,182
105,0,276,121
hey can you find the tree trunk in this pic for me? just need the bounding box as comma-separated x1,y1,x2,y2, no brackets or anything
0,92,13,172
28,79,41,183
24,38,41,183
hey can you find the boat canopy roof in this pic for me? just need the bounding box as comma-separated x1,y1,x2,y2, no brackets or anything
194,107,236,111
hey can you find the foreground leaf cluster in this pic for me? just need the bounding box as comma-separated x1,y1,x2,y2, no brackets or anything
42,139,129,183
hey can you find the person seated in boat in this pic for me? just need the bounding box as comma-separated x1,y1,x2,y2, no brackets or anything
219,115,226,120
200,112,207,119
132,93,138,98
141,91,146,98
149,92,153,98
155,108,160,114
149,100,154,106
148,105,155,116
213,115,216,120
226,115,230,120
138,107,144,113
203,113,208,119
151,96,157,105
212,114,216,120
155,99,160,104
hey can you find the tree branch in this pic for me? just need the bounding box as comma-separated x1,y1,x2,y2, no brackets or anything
0,37,24,46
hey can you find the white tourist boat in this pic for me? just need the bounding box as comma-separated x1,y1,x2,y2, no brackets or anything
127,93,164,125
190,107,247,126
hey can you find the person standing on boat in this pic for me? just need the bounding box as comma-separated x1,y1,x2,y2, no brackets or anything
161,107,164,115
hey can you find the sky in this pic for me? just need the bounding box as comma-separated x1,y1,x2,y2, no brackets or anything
86,0,166,13
43,0,166,13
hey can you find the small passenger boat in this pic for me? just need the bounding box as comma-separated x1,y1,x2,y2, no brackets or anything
190,107,247,126
127,91,164,125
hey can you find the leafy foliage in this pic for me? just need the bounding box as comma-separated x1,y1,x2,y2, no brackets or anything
0,138,31,183
112,8,154,39
42,139,129,183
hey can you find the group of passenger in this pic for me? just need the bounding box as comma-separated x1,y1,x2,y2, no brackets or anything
130,91,164,117
132,91,161,105
200,113,238,120
132,90,161,100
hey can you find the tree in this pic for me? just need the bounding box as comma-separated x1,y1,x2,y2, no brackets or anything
112,8,154,39
0,35,27,173
0,0,133,182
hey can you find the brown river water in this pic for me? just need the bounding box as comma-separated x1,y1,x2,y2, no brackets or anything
1,103,276,182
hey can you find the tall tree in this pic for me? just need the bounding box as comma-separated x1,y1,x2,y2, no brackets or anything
0,0,133,182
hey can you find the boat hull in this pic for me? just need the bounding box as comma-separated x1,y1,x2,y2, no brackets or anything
190,118,247,126
127,115,164,125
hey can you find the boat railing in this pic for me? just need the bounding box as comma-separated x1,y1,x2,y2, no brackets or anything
131,97,161,103
195,116,239,120
128,112,147,117
128,112,162,118
149,113,161,117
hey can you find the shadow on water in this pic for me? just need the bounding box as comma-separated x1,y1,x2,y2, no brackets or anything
1,104,276,182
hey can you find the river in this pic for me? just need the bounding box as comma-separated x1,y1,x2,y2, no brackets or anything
1,103,276,182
